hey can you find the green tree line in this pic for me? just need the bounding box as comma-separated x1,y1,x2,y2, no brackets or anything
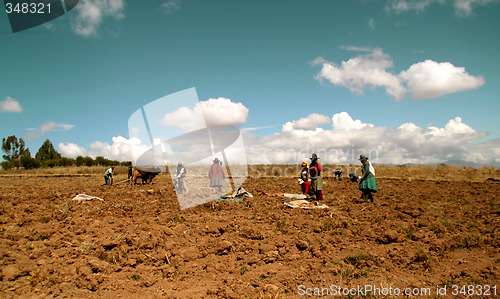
1,135,130,170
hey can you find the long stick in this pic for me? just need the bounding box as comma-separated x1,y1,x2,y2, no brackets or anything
221,149,235,192
113,178,130,185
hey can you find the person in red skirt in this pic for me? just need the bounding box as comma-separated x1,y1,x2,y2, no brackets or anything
208,158,225,194
299,161,313,196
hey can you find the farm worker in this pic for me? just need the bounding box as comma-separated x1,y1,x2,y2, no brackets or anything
175,162,187,192
298,161,313,196
208,158,225,194
358,154,377,203
349,172,359,182
127,166,133,181
104,165,115,185
309,153,323,200
334,169,344,181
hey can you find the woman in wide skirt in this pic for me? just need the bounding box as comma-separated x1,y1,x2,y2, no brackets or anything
358,154,377,203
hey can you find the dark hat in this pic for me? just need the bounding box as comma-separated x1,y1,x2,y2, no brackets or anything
310,153,318,161
359,154,368,161
213,158,220,163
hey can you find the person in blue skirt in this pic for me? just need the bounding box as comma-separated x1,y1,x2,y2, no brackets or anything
358,154,377,203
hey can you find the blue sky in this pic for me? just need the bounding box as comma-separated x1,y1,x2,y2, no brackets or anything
1,0,499,166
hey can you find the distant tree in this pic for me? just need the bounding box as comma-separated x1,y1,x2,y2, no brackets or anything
83,156,94,167
2,135,29,169
1,160,15,170
20,155,41,169
121,161,132,167
59,157,75,167
36,139,61,163
95,156,105,166
45,159,61,168
75,155,85,166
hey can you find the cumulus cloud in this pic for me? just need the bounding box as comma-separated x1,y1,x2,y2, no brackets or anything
161,0,181,14
385,0,498,16
314,47,485,101
60,112,497,167
160,97,249,132
58,136,152,162
332,112,374,130
71,0,125,37
59,108,500,166
389,116,485,163
25,122,75,141
0,96,23,113
58,142,88,158
282,113,331,131
314,48,407,101
243,112,495,166
400,60,485,99
88,136,150,162
465,138,500,167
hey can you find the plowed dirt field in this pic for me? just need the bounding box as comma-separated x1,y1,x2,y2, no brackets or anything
1,173,499,298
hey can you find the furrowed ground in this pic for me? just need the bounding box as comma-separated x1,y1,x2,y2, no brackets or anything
0,165,499,298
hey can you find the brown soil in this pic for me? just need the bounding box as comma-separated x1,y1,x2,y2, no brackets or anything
0,173,499,298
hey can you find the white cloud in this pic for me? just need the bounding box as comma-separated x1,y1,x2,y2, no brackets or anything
314,48,485,101
389,116,484,162
61,112,497,167
453,0,498,16
89,136,150,162
25,121,75,141
58,142,88,158
386,0,433,13
282,113,331,131
201,98,249,127
241,126,274,132
1,96,23,113
339,45,373,52
160,97,249,132
400,60,485,99
161,0,181,14
71,0,125,37
332,112,374,130
465,138,500,167
160,106,205,132
313,48,406,101
368,18,376,30
58,136,151,162
385,0,499,16
243,112,495,166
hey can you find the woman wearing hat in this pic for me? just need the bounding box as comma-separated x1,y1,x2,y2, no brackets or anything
358,154,377,202
298,161,313,196
175,162,187,192
208,158,225,194
309,153,323,200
